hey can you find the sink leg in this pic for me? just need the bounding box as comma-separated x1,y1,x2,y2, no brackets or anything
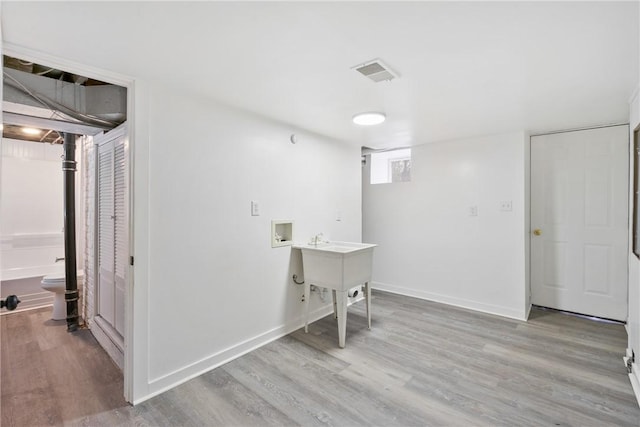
332,289,338,319
336,291,347,348
364,282,371,330
304,282,310,333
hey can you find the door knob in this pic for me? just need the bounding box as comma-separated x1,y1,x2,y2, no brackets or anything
533,229,542,236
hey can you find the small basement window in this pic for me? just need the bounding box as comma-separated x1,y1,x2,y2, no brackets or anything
370,148,411,184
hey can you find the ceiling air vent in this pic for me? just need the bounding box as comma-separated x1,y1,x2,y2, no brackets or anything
353,59,399,83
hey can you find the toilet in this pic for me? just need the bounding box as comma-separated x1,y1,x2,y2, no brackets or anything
41,271,84,320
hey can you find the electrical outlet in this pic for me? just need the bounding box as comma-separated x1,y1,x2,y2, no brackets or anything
469,206,478,216
500,200,512,212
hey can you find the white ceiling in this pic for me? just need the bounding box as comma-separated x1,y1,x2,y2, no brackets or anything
3,1,639,148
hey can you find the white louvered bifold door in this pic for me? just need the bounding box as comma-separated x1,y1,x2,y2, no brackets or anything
113,138,127,335
97,139,116,327
95,124,128,338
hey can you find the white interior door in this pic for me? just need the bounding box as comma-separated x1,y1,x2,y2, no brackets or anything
531,125,629,321
95,125,128,337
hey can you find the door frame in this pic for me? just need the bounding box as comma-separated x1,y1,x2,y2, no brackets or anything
529,123,630,321
2,43,137,402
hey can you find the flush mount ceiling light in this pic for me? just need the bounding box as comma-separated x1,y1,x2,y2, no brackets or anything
21,127,42,135
353,112,386,126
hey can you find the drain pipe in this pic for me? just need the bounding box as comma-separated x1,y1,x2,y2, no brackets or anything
62,132,79,332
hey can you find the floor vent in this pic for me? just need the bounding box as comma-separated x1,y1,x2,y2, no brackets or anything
353,59,399,83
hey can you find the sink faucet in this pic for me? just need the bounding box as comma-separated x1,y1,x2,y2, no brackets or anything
312,233,324,246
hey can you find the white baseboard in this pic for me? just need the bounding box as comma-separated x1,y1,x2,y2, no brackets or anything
135,303,337,405
524,303,532,320
624,348,640,407
372,281,527,321
629,371,640,407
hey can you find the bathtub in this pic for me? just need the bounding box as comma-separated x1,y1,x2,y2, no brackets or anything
1,232,65,280
0,232,66,313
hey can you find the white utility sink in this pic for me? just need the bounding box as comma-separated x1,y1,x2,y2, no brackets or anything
293,241,377,348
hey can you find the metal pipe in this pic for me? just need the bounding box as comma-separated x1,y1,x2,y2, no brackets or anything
62,132,79,332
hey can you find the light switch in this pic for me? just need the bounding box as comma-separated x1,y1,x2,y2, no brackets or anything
336,211,342,222
251,201,260,216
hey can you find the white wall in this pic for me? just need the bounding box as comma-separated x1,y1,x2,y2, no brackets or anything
145,86,361,393
81,136,95,324
363,132,530,320
1,139,63,233
625,3,640,403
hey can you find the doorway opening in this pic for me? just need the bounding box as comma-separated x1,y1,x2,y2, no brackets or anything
0,50,134,403
530,124,629,321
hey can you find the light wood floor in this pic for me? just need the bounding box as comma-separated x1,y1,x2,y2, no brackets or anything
2,291,639,426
